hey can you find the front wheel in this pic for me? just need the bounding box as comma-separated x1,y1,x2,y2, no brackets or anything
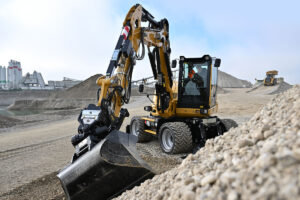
130,116,152,143
159,122,193,154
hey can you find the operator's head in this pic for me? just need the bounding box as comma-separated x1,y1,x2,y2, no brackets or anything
196,65,202,73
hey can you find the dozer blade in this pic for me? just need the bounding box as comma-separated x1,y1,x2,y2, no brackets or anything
57,130,155,200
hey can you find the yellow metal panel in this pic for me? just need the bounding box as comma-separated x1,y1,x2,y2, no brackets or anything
144,129,157,135
141,117,155,122
175,108,206,118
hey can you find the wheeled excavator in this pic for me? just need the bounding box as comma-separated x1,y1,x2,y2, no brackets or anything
57,4,237,200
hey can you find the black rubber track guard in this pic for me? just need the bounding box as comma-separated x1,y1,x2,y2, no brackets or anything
57,130,155,200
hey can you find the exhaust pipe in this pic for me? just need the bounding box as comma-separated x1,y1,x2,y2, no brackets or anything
57,130,155,200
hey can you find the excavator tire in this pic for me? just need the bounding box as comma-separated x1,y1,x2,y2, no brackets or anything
130,116,152,143
159,122,193,154
220,119,238,132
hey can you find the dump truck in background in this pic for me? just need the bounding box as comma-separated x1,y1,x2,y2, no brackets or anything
264,70,278,86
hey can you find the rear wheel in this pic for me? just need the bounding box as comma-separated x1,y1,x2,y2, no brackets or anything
130,117,152,143
159,122,193,154
220,119,238,132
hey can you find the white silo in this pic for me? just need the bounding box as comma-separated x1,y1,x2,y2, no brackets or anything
17,63,22,85
0,66,6,86
7,65,13,89
0,66,2,83
8,60,22,89
0,66,2,86
3,66,6,84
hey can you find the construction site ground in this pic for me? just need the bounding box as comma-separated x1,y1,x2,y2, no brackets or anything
0,88,277,200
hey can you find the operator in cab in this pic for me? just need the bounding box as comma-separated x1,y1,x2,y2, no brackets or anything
184,64,207,95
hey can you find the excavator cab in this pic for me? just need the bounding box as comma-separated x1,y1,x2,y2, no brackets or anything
177,55,220,109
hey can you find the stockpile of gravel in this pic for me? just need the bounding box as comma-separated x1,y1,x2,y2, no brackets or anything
248,82,292,95
54,74,102,99
8,75,102,110
116,85,300,200
218,71,252,88
269,82,292,95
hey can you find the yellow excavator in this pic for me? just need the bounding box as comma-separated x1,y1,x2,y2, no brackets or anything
58,4,237,200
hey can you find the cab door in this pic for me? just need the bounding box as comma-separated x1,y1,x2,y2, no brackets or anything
177,56,211,109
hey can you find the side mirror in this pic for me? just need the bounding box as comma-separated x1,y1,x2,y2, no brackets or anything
171,60,177,68
139,84,144,93
144,106,152,112
214,58,221,67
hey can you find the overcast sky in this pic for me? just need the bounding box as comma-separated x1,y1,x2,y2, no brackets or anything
0,0,299,84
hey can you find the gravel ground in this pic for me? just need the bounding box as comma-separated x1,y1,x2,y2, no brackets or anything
137,141,186,174
116,85,300,200
0,172,65,200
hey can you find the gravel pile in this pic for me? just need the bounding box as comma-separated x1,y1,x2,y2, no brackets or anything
54,74,102,99
0,115,21,128
247,82,292,95
269,82,292,95
218,71,252,88
116,85,300,200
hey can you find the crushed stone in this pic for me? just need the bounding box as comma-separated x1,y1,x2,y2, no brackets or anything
116,85,300,200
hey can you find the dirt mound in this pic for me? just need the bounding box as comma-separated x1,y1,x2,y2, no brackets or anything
247,81,292,95
0,115,21,128
54,74,102,99
116,85,300,200
269,82,293,94
8,98,94,110
218,71,252,88
8,74,102,110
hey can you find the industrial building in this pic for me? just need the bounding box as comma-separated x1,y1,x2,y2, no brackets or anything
7,60,22,89
21,71,46,89
48,77,82,89
0,59,82,90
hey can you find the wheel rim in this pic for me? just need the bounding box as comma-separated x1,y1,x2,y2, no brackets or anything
162,128,174,151
131,120,139,136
